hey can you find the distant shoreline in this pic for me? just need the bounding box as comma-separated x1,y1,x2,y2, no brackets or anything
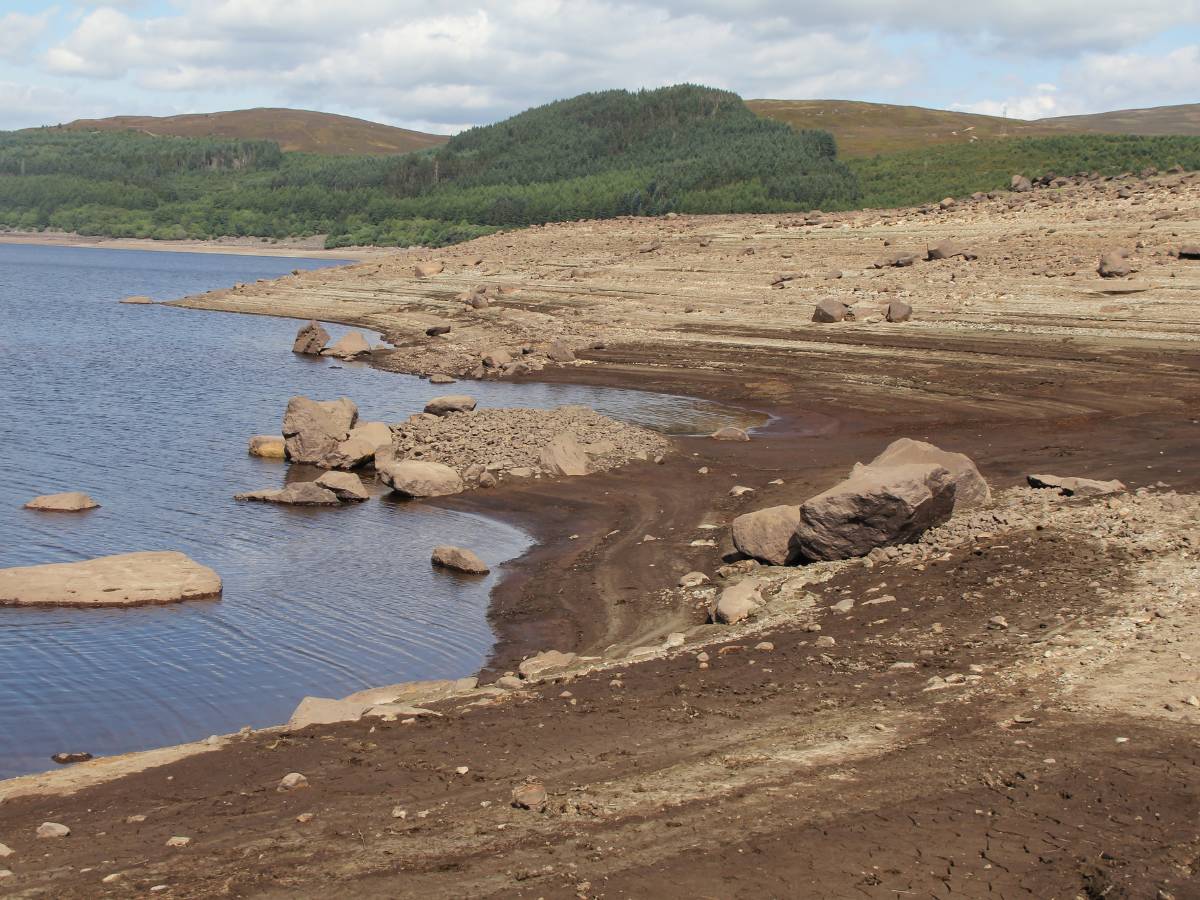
0,230,393,261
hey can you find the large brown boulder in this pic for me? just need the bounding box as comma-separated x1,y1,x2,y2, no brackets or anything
323,421,392,469
731,505,802,565
375,450,464,498
292,320,329,355
431,545,490,575
424,395,477,416
414,261,444,278
481,348,513,369
0,551,221,608
860,438,990,509
812,298,848,323
314,471,369,501
792,463,957,561
1098,249,1132,278
712,577,765,624
885,300,913,323
546,340,576,363
1011,174,1032,192
539,432,589,476
322,331,371,359
24,492,99,512
282,397,358,465
926,240,977,261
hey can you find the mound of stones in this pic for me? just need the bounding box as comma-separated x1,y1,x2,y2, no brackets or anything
235,472,368,506
731,439,987,565
382,405,670,488
0,551,222,608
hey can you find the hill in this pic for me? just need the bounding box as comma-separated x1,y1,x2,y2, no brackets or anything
1,86,860,248
748,99,1200,157
61,108,448,156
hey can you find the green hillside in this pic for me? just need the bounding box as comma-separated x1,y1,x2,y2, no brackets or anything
0,85,858,248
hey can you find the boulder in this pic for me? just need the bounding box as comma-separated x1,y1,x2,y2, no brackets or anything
323,421,392,469
0,551,222,608
431,545,490,575
792,463,957,561
282,396,358,465
315,471,369,501
235,482,341,506
1179,244,1200,260
812,298,848,323
414,261,444,278
424,395,477,416
861,438,990,509
287,697,366,729
546,340,576,362
518,650,577,679
292,320,329,355
1011,174,1033,192
481,348,513,369
1097,249,1132,278
1027,473,1127,497
24,492,99,512
731,505,803,566
711,426,750,441
712,577,764,624
927,240,977,261
248,435,284,460
425,324,452,337
375,451,464,498
539,432,589,476
322,331,371,359
885,300,913,323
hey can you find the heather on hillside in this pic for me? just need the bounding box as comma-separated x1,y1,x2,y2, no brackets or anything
0,86,858,247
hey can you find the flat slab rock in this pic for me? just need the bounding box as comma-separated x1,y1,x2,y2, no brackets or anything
0,551,222,608
24,492,99,512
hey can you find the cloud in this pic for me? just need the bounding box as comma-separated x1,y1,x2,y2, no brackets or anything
0,80,111,129
0,10,54,62
953,84,1077,120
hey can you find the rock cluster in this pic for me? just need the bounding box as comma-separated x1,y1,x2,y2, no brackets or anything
281,396,392,469
383,405,670,487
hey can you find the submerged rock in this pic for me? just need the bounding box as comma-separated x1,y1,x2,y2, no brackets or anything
375,450,464,498
119,295,154,305
282,396,358,465
235,482,341,506
248,435,286,459
322,331,371,359
431,545,490,574
292,320,329,355
24,492,99,512
424,395,477,416
711,426,750,441
0,551,221,608
315,471,369,501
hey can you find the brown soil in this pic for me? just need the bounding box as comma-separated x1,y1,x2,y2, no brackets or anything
2,176,1200,898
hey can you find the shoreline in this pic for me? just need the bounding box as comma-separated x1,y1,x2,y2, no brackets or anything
2,173,1200,893
0,230,393,261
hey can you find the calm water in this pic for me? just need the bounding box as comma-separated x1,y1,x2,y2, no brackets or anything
0,243,741,779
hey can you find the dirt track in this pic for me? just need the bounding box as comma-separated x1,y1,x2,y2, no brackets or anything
1,174,1199,897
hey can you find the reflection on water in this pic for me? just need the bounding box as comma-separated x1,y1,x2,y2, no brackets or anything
0,243,742,779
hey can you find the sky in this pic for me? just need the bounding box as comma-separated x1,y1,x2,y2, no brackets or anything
1,0,1198,134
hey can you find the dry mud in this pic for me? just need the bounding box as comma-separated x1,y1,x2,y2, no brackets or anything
1,174,1199,897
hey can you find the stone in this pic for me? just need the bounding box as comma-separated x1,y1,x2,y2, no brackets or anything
885,300,913,323
861,438,990,508
430,374,456,384
0,551,221,608
287,697,367,729
0,843,13,858
518,650,577,679
322,331,371,359
282,396,358,465
324,421,393,469
815,635,836,647
1027,474,1127,497
426,325,452,337
235,482,341,506
51,752,93,765
546,340,576,362
374,452,464,498
832,597,855,613
713,577,764,624
711,426,750,441
732,505,803,566
431,545,490,575
679,571,709,588
481,348,513,369
165,836,191,848
812,298,848,323
496,675,524,690
1098,249,1132,278
637,240,662,253
793,463,956,562
248,435,286,459
927,240,976,261
872,252,919,268
1179,244,1200,260
1011,174,1033,192
512,782,548,810
292,320,329,355
23,492,99,512
414,261,444,278
120,295,154,305
277,773,308,792
424,395,477,416
36,822,70,839
539,432,590,477
315,471,369,501
754,641,775,652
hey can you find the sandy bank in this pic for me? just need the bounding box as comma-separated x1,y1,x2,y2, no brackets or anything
0,230,390,261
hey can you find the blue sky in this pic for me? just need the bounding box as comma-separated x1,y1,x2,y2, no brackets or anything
1,1,1198,133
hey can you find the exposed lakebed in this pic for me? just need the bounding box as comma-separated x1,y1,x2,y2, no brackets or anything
0,243,742,779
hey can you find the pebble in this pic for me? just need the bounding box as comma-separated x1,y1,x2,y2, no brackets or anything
296,813,315,824
815,636,836,648
754,641,774,652
455,766,470,775
512,782,548,810
392,807,408,819
0,870,12,879
277,772,309,792
36,822,70,839
832,598,855,613
0,843,12,858
696,651,710,662
125,814,147,824
101,873,122,884
165,836,192,848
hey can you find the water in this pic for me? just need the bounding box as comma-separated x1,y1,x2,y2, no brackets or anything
0,243,742,779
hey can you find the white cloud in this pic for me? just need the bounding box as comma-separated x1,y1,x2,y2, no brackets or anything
0,10,54,62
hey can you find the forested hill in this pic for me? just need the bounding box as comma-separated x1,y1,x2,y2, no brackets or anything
0,85,859,248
